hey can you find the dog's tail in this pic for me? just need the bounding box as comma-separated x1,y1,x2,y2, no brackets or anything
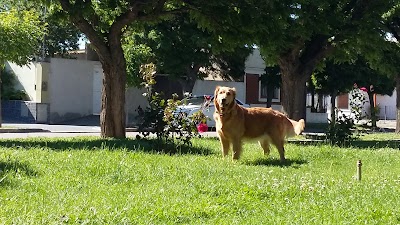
287,119,305,137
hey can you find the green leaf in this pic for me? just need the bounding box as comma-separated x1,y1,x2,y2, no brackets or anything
0,9,46,65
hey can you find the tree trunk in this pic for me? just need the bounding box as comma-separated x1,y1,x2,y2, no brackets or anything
310,88,315,110
100,64,126,138
277,34,334,121
266,85,274,108
396,74,400,133
317,94,324,112
58,0,143,139
178,77,196,96
0,65,2,128
179,64,201,96
368,92,377,128
330,91,337,124
280,70,308,121
98,43,127,138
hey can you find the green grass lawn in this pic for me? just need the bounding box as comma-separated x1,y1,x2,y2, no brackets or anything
1,134,400,224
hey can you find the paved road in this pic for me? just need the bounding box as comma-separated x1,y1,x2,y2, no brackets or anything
0,118,396,139
0,121,218,139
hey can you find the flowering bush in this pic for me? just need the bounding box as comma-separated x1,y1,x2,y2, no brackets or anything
350,87,368,123
197,123,208,133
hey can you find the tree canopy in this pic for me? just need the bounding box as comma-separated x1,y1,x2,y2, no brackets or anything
214,0,398,120
0,9,45,65
1,0,82,58
42,7,83,57
0,7,46,127
125,13,251,94
3,0,398,135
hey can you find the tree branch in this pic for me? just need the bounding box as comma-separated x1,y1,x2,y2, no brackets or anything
137,6,189,22
300,35,330,63
387,16,400,41
152,0,168,14
280,38,304,64
300,35,335,74
338,0,375,33
303,43,334,76
58,0,110,60
110,2,142,38
80,0,101,29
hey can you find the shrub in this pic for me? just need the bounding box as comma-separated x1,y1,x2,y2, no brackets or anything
135,63,204,152
1,69,28,100
325,108,358,146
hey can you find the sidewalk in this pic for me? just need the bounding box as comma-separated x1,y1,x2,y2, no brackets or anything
376,120,397,131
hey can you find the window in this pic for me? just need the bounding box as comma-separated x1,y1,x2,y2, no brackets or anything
259,80,280,102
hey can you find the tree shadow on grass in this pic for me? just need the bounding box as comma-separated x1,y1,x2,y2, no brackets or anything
0,137,214,156
0,160,38,187
244,158,309,168
290,139,400,150
350,140,400,149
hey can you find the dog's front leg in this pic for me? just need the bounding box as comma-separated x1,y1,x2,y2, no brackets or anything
218,135,230,158
232,139,242,160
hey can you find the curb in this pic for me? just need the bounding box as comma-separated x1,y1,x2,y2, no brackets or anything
0,128,49,133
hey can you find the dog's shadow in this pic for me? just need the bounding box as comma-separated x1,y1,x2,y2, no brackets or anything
244,158,308,168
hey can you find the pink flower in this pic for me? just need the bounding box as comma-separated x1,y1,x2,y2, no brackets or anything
197,123,208,133
360,87,368,92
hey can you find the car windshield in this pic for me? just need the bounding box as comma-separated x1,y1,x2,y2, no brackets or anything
182,96,246,106
181,95,214,106
182,97,207,105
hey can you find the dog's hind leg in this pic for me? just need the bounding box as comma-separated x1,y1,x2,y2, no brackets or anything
259,137,271,156
272,138,286,162
219,136,231,158
232,139,242,160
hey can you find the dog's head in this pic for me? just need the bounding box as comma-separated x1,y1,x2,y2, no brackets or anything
214,86,236,115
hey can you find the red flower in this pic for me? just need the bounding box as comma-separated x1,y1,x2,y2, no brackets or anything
360,87,368,92
197,123,208,133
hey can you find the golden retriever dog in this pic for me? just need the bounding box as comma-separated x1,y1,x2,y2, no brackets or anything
213,86,305,162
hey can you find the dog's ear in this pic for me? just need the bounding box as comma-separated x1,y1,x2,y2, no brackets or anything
214,86,220,113
214,86,220,97
231,87,236,98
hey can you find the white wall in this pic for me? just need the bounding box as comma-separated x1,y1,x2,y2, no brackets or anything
192,80,245,103
48,58,95,122
125,87,148,125
5,62,37,101
244,48,265,74
92,63,103,115
334,90,397,120
306,108,329,123
377,89,397,120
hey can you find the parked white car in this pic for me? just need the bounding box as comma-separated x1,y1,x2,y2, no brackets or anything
176,95,250,128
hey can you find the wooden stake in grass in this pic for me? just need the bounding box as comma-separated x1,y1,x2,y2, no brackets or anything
356,160,362,181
